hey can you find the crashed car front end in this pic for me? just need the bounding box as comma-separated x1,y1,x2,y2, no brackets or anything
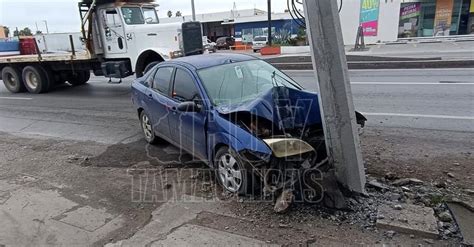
198,59,366,210
214,86,334,205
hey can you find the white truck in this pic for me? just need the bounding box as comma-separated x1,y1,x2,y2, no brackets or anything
0,0,203,94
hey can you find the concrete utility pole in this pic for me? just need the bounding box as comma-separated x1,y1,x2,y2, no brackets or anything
302,0,366,193
267,0,272,46
43,20,49,34
191,0,196,21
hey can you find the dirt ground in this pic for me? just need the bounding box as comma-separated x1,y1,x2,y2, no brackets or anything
0,126,472,246
362,127,473,190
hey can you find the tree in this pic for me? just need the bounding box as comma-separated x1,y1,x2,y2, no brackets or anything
14,27,33,36
167,10,173,18
175,11,182,17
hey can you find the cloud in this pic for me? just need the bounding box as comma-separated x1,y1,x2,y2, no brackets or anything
0,0,288,32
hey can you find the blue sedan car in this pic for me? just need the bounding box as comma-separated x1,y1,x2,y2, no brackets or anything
132,54,365,197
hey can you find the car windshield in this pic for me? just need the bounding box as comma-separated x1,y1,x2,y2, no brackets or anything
197,60,301,106
254,37,267,42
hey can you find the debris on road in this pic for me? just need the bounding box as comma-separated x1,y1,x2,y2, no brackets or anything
391,178,424,186
438,211,453,222
367,179,389,191
274,189,294,213
376,203,439,238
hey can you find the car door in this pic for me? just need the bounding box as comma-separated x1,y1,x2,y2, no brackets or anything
146,66,175,141
167,67,207,161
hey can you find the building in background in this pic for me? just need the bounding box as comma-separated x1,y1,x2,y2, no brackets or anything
224,12,303,44
161,0,473,46
161,9,267,42
398,0,473,38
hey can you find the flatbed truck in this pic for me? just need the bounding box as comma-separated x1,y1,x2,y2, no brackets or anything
0,0,203,94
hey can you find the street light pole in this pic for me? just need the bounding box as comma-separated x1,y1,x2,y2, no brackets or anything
43,20,49,34
267,0,272,46
302,0,366,194
191,0,196,21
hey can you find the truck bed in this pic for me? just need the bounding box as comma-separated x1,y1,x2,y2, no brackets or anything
0,51,92,64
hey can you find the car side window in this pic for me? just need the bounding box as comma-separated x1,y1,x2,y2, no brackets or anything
172,69,199,102
152,67,174,94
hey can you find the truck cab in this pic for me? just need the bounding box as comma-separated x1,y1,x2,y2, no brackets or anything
87,1,203,78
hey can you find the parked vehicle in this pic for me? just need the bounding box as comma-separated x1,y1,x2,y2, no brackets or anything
131,53,367,199
252,36,268,52
0,0,203,94
202,37,216,53
215,36,235,50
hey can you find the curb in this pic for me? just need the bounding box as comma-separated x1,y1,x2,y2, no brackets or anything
268,59,474,70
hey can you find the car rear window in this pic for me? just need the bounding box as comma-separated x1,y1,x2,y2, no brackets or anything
152,67,173,94
254,37,267,42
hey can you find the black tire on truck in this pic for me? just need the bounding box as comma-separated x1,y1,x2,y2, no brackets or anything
143,61,160,75
68,70,90,86
22,65,51,94
1,66,26,93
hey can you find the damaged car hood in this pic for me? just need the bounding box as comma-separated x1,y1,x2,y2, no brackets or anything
216,86,323,130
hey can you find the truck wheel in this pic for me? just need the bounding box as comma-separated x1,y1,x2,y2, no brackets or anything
143,61,160,75
22,65,51,94
1,66,26,93
68,71,90,86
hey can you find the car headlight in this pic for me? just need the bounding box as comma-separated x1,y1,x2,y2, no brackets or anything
263,138,315,158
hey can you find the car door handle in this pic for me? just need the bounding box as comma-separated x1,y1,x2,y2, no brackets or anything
147,33,157,36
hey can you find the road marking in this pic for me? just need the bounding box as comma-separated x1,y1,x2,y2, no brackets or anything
284,68,474,72
351,82,474,85
363,112,474,120
0,96,33,100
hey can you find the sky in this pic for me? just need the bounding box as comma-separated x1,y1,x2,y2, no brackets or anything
0,0,288,33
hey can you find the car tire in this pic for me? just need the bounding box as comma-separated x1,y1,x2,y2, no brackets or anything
253,49,258,53
68,71,90,86
214,146,251,196
22,65,51,94
1,66,26,93
139,111,158,144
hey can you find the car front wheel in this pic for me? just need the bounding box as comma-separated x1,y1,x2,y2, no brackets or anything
215,147,249,195
140,111,158,144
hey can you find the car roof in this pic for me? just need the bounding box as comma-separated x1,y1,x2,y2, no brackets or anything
166,53,258,70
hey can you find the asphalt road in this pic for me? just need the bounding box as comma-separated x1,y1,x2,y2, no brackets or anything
289,68,474,133
0,68,473,144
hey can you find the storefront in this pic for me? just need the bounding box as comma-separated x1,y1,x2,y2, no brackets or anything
398,0,474,37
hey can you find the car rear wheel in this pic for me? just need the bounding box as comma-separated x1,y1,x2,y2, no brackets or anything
1,66,26,93
140,111,158,144
215,147,249,195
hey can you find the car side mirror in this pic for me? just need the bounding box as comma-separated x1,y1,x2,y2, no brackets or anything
177,101,201,112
